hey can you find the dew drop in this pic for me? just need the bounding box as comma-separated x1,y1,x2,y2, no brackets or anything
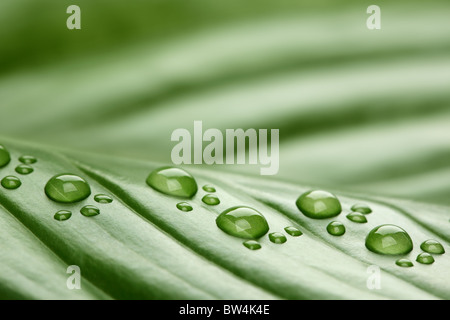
0,145,11,168
216,206,269,239
284,226,303,237
146,167,197,198
1,176,21,189
346,212,367,223
243,240,261,250
45,174,91,203
416,252,435,265
19,155,37,165
296,190,341,219
395,258,414,268
176,202,193,212
420,240,445,254
15,164,34,175
202,194,220,206
365,224,413,255
54,210,72,221
202,185,216,193
351,203,372,214
80,205,100,217
269,232,287,244
94,194,113,204
327,221,346,236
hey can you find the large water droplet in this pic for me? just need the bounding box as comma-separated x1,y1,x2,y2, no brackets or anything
395,258,413,268
45,174,91,203
243,240,261,250
346,212,367,223
416,252,434,265
296,190,342,219
284,226,302,237
420,240,445,254
202,185,216,193
351,203,372,214
80,205,100,217
365,224,413,255
202,194,220,206
15,164,34,175
19,155,37,165
94,194,113,204
269,232,287,244
216,206,269,239
146,167,197,198
1,176,21,189
176,202,193,212
54,210,72,221
327,221,346,236
0,145,11,168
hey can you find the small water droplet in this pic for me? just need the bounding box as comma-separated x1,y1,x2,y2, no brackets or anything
416,252,435,265
202,194,220,206
80,205,100,217
54,210,72,221
296,190,342,219
216,206,269,239
420,240,445,254
19,155,37,165
202,184,216,193
351,203,372,214
176,202,193,212
346,212,367,223
365,224,413,255
243,240,261,250
146,167,197,198
15,164,34,175
269,232,287,244
1,176,21,189
45,174,91,203
395,259,413,268
0,145,11,168
327,221,346,236
94,194,113,204
284,226,302,237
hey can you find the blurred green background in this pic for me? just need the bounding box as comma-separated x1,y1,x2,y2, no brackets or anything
1,0,450,204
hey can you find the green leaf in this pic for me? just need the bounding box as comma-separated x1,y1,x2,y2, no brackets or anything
0,138,448,299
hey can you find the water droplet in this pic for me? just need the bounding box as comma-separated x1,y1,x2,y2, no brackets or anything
269,232,287,244
351,203,372,214
54,210,72,221
146,167,197,198
80,205,100,217
420,240,445,254
365,224,413,255
176,202,193,212
327,221,346,236
1,176,21,189
45,174,91,203
395,259,413,268
416,252,435,265
15,164,34,175
346,212,367,223
94,194,113,204
0,145,11,168
284,226,303,237
19,155,37,165
216,206,269,239
202,185,216,193
243,240,261,250
296,190,342,219
202,194,220,206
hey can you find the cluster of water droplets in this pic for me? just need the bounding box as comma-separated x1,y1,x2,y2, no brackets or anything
0,145,39,190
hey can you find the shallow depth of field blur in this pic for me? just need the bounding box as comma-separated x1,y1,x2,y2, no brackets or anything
1,0,450,205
